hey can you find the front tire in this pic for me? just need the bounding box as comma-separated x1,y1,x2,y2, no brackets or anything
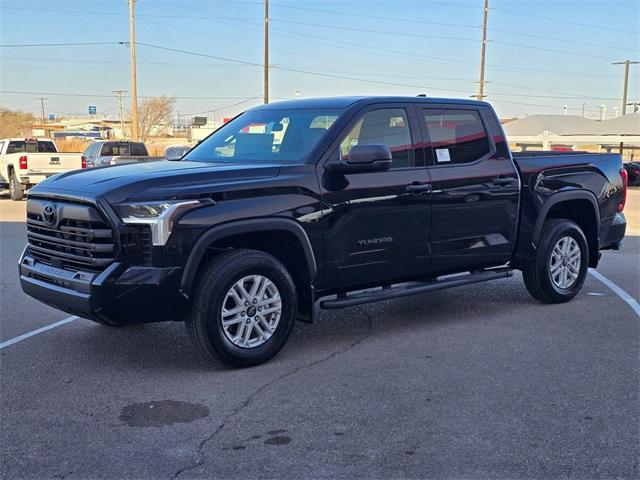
186,249,298,367
522,219,589,303
9,173,24,201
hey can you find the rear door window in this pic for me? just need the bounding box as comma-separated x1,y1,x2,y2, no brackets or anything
422,109,491,165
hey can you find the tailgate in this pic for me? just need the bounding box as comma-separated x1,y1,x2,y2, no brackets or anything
24,153,83,173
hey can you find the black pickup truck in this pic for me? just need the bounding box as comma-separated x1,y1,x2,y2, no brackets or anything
19,97,628,367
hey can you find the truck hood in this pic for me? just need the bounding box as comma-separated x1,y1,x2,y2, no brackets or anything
30,160,281,203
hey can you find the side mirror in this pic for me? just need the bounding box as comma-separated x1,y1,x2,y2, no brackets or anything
326,144,392,173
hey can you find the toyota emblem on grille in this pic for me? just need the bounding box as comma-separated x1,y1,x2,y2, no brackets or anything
42,203,57,226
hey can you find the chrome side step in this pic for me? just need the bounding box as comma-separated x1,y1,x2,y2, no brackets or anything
319,268,513,309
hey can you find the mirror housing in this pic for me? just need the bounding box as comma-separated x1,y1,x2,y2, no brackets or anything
326,144,392,174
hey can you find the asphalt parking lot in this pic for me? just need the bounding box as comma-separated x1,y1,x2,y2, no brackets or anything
1,191,638,479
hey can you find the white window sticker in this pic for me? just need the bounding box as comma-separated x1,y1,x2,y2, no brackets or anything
435,148,451,163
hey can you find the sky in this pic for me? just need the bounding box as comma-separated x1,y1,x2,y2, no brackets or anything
1,0,639,122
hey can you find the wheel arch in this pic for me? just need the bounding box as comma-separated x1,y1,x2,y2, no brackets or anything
180,218,318,320
533,191,600,267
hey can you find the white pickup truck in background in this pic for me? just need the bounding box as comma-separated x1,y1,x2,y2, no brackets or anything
0,138,85,200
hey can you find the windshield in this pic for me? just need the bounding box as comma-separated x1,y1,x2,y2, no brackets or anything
184,108,343,165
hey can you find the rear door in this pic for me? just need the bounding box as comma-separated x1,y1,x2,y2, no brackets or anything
319,104,432,290
418,105,519,274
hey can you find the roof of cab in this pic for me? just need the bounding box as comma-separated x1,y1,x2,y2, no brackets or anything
251,96,491,111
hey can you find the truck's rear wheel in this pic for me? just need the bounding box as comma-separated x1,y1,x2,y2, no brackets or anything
186,249,298,367
9,173,24,201
522,219,588,303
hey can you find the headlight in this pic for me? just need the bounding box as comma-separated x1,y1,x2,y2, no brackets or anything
114,199,209,246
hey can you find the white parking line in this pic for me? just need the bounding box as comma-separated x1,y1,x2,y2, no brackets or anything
0,316,78,350
589,269,640,318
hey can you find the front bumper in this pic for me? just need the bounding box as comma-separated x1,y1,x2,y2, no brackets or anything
19,252,186,325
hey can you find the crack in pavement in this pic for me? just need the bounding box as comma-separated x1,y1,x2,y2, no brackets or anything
171,307,374,479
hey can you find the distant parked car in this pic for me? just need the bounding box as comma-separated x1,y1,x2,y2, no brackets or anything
83,141,162,167
164,145,191,161
623,161,640,186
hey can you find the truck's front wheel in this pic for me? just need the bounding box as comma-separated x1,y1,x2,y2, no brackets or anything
9,173,24,201
186,249,298,367
522,219,589,303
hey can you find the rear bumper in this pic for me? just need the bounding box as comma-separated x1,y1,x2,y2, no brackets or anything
19,252,186,325
599,212,626,251
19,173,57,186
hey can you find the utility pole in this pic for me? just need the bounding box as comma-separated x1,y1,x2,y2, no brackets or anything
37,97,47,137
476,0,489,101
129,0,139,140
612,60,639,155
613,60,639,115
263,0,269,104
113,90,127,139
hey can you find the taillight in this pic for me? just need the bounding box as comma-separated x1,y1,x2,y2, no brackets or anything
81,155,87,169
19,155,28,169
618,167,628,213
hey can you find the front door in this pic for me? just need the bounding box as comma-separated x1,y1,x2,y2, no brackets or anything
319,105,432,290
419,105,520,275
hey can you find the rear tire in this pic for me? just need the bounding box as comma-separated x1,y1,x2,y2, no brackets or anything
9,173,24,201
186,249,298,368
522,219,589,303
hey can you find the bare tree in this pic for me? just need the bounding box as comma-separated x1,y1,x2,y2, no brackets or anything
136,96,175,142
0,107,36,138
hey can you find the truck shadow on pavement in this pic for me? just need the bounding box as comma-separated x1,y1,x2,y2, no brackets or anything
65,275,535,372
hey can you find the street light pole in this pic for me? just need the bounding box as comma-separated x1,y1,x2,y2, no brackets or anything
129,0,139,140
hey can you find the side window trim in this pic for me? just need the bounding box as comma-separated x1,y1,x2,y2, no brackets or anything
419,105,496,168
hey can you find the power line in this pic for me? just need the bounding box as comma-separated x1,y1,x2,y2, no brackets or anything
270,19,478,43
0,5,260,21
269,1,478,29
131,42,631,101
131,41,473,95
491,40,618,61
491,6,640,35
130,42,263,67
269,26,617,78
180,96,262,117
0,90,269,100
490,27,638,52
0,42,122,47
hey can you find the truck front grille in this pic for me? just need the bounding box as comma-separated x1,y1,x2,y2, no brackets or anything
26,199,115,272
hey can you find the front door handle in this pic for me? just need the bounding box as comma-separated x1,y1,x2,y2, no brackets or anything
406,183,432,194
492,176,516,186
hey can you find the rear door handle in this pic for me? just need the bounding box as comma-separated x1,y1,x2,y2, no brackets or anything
406,183,432,194
492,176,516,186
